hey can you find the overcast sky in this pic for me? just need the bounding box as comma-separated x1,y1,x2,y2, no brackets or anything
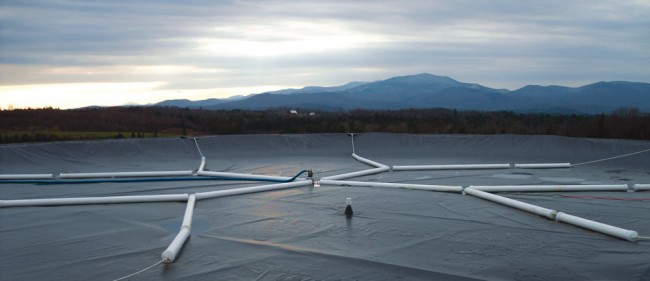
1,0,649,109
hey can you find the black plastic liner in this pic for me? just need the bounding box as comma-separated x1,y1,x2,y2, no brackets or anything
1,133,649,280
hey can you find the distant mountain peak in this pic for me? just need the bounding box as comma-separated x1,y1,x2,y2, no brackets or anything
153,74,650,114
385,73,458,84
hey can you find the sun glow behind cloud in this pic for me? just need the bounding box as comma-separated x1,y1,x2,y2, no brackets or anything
197,21,387,58
0,82,168,109
0,83,291,109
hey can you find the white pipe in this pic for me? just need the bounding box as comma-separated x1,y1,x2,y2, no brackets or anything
555,212,638,242
465,188,639,241
162,194,196,263
320,179,462,193
0,194,189,208
321,167,390,180
161,227,190,263
463,188,557,219
198,157,207,172
197,170,294,182
181,194,196,228
470,184,629,193
195,180,312,200
392,164,511,171
634,184,650,191
0,174,53,180
514,163,572,169
192,137,204,158
59,170,194,179
352,153,389,168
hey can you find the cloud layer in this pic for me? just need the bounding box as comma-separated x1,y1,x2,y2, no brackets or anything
1,0,649,108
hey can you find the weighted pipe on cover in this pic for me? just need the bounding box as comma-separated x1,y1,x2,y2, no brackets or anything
392,164,511,171
463,188,557,219
195,180,312,200
198,157,207,172
469,184,628,193
181,194,196,228
0,194,189,208
352,153,389,168
161,228,190,263
196,170,294,182
514,163,571,169
162,194,196,263
321,167,390,181
634,184,650,191
0,174,53,180
555,212,638,242
320,179,462,193
59,170,194,179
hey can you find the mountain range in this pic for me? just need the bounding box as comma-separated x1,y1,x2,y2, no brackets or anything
154,74,650,114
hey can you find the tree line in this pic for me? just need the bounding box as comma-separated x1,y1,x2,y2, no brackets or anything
1,106,648,144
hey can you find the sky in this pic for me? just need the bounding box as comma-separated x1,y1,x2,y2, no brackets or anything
1,0,649,109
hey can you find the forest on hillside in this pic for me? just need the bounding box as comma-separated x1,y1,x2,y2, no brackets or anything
1,106,649,144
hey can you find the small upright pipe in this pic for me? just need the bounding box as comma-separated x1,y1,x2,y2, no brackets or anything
345,197,353,218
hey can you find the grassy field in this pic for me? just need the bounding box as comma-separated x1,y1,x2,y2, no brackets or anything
1,130,182,144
